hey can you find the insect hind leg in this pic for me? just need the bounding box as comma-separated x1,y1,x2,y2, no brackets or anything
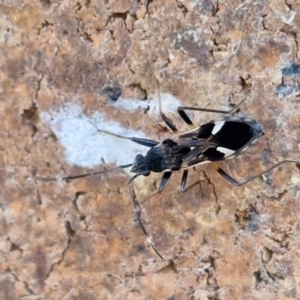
217,159,300,186
148,62,249,130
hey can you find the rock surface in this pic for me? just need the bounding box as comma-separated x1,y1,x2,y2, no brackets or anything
1,0,300,299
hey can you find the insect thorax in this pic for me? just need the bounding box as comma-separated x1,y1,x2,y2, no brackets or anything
131,139,191,175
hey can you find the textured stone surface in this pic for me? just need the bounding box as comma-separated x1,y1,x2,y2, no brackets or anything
1,0,300,299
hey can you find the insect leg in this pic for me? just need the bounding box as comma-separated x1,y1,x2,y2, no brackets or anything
127,175,164,259
158,171,172,192
180,169,203,193
177,98,248,125
180,170,188,191
217,159,300,186
147,62,178,133
98,129,159,147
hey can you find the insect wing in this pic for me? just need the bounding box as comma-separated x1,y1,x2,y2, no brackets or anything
174,119,264,168
172,129,216,167
207,120,263,153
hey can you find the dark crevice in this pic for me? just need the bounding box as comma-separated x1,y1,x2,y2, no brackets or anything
110,12,128,21
128,82,148,100
43,192,85,281
268,189,288,201
144,0,154,14
21,103,39,137
285,0,293,11
266,270,277,281
102,84,122,101
253,270,263,283
40,0,52,9
65,220,76,237
253,266,278,290
175,0,188,17
210,0,219,16
9,240,23,253
41,19,54,29
76,19,93,43
280,25,297,38
71,191,89,229
106,12,131,32
261,14,270,31
35,76,42,101
239,74,252,91
7,268,35,295
157,259,178,274
37,190,42,205
261,246,273,263
266,232,289,248
202,171,221,215
83,32,93,43
234,205,260,231
37,19,54,36
198,252,220,299
46,221,74,280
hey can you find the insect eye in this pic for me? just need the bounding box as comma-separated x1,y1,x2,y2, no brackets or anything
135,154,145,164
141,170,150,176
130,154,150,176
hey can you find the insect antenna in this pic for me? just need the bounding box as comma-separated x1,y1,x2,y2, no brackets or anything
96,129,159,148
127,174,164,260
147,62,178,133
35,163,132,182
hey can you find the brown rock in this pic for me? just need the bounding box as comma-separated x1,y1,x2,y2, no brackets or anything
1,0,300,299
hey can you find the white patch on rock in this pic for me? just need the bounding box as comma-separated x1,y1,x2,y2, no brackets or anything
41,93,182,168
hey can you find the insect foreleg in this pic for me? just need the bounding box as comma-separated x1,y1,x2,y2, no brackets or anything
180,170,188,191
158,171,172,192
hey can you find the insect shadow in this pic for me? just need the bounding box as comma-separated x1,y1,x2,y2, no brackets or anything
37,65,300,259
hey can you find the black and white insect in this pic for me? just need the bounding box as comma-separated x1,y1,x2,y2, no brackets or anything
38,66,300,259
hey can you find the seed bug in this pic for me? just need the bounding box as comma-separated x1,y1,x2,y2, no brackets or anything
37,64,300,260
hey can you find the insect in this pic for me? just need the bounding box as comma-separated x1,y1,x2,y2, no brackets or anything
37,65,300,259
